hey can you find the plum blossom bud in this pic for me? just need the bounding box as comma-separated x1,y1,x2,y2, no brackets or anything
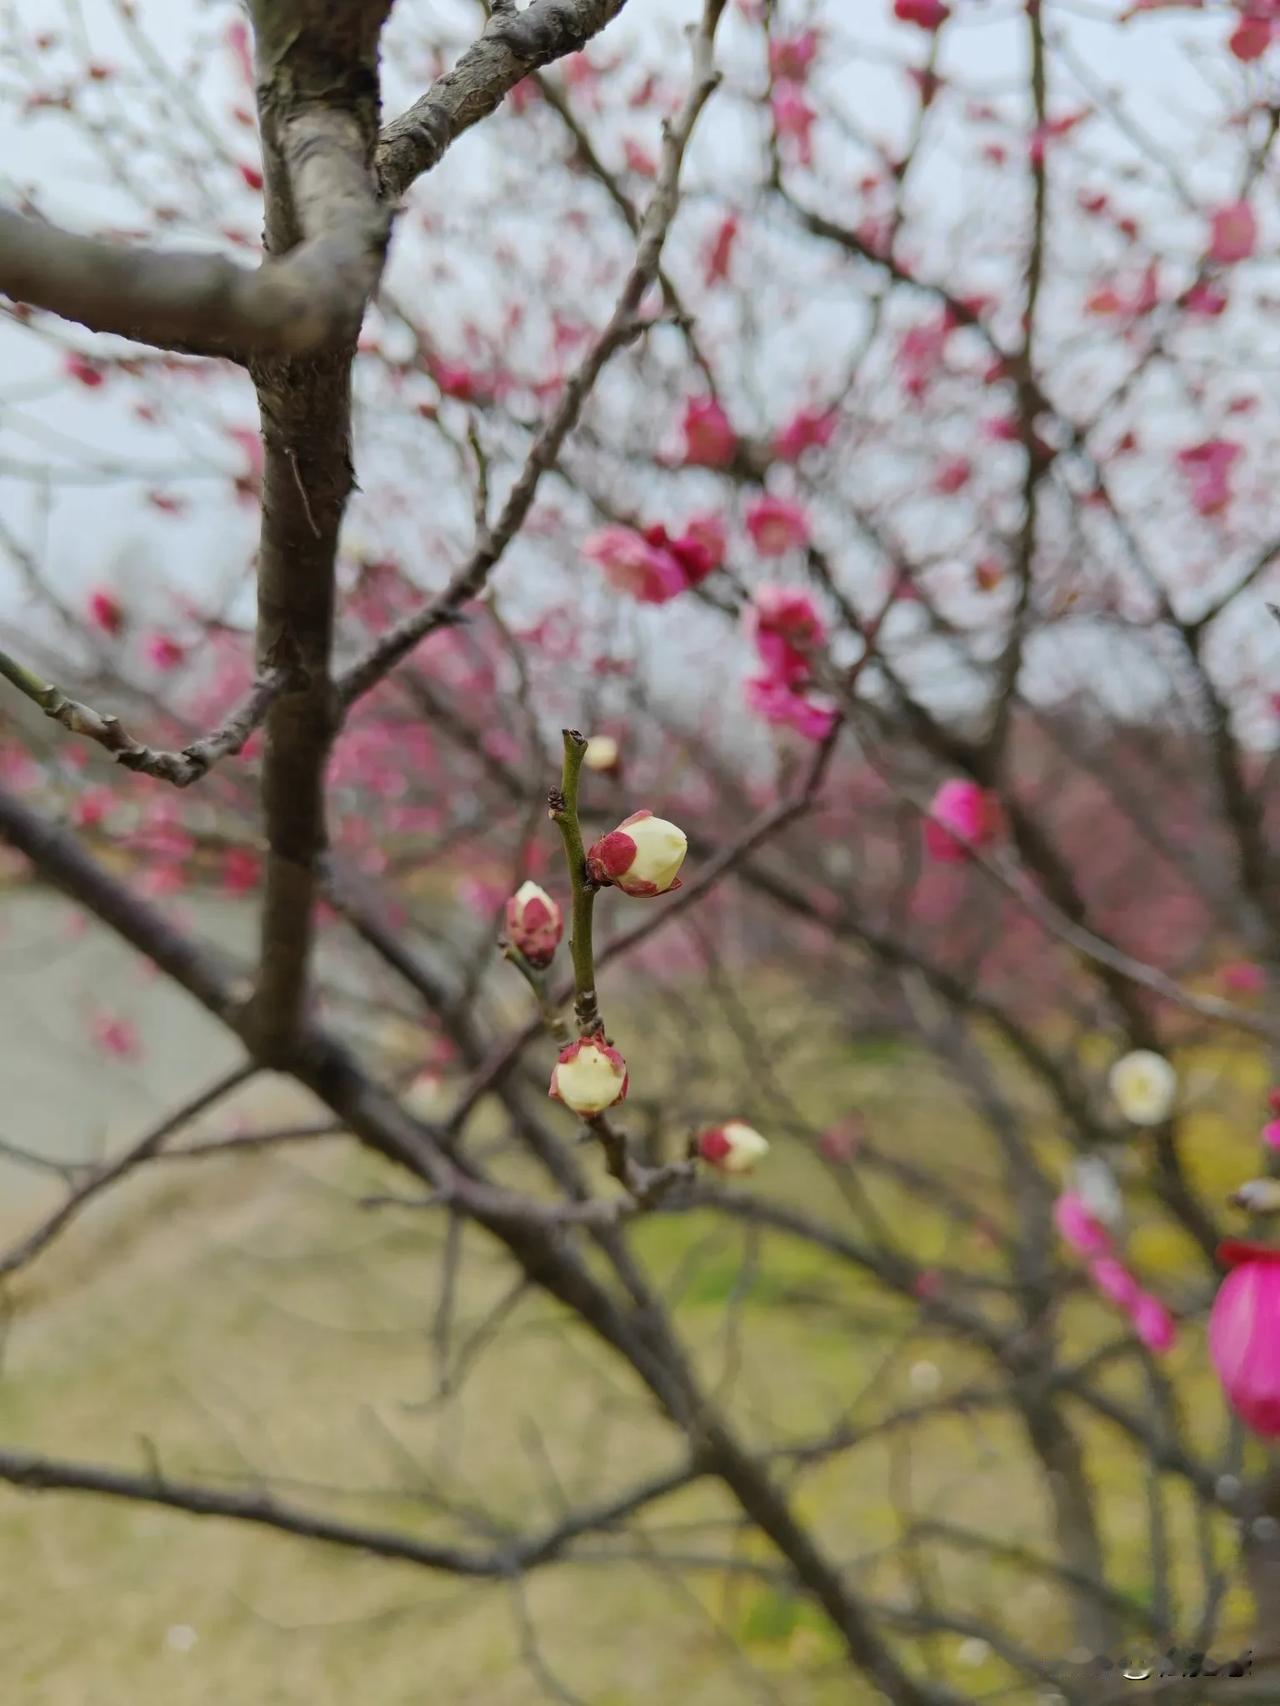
1109,1049,1177,1126
922,779,1000,863
586,810,687,897
1053,1191,1111,1258
1211,1241,1280,1435
582,735,620,774
88,588,124,637
1131,1292,1176,1354
1089,1257,1141,1310
697,1121,769,1173
549,1034,628,1116
505,881,563,969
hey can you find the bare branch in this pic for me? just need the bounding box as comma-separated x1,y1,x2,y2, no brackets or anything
376,0,633,203
0,651,289,787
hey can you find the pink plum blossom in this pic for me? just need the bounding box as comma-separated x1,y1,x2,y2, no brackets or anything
746,585,825,683
1089,1257,1141,1309
680,396,736,468
744,675,837,742
893,0,949,28
583,526,690,604
1263,1120,1280,1151
1053,1191,1112,1258
1208,200,1257,265
772,407,838,463
923,779,1001,864
1130,1292,1177,1353
1210,1242,1280,1434
745,496,810,556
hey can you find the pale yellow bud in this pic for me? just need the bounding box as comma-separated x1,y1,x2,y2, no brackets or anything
1109,1050,1177,1126
582,735,619,772
549,1036,629,1116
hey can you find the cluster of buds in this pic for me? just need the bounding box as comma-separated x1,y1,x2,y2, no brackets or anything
1053,1184,1176,1354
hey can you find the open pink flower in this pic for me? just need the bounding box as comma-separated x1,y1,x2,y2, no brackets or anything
1054,1191,1112,1258
680,396,736,468
1211,1241,1280,1434
744,676,836,741
583,526,689,604
1208,200,1257,265
745,496,810,557
923,779,1001,864
746,585,825,683
1262,1120,1280,1151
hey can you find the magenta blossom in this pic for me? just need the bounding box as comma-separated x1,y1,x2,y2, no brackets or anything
745,496,810,557
1262,1120,1280,1151
923,779,1001,864
894,0,950,28
1054,1191,1112,1258
744,675,837,742
680,396,736,468
583,526,690,604
746,584,826,683
1210,1242,1280,1435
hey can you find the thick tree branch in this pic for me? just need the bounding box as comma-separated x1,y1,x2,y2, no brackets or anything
376,0,632,202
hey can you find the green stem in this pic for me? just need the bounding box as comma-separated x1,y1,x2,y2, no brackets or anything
549,728,601,1037
501,945,570,1046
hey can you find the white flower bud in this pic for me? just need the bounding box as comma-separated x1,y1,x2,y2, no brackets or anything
697,1120,769,1173
587,810,687,897
1109,1050,1177,1125
549,1035,628,1116
582,735,620,773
